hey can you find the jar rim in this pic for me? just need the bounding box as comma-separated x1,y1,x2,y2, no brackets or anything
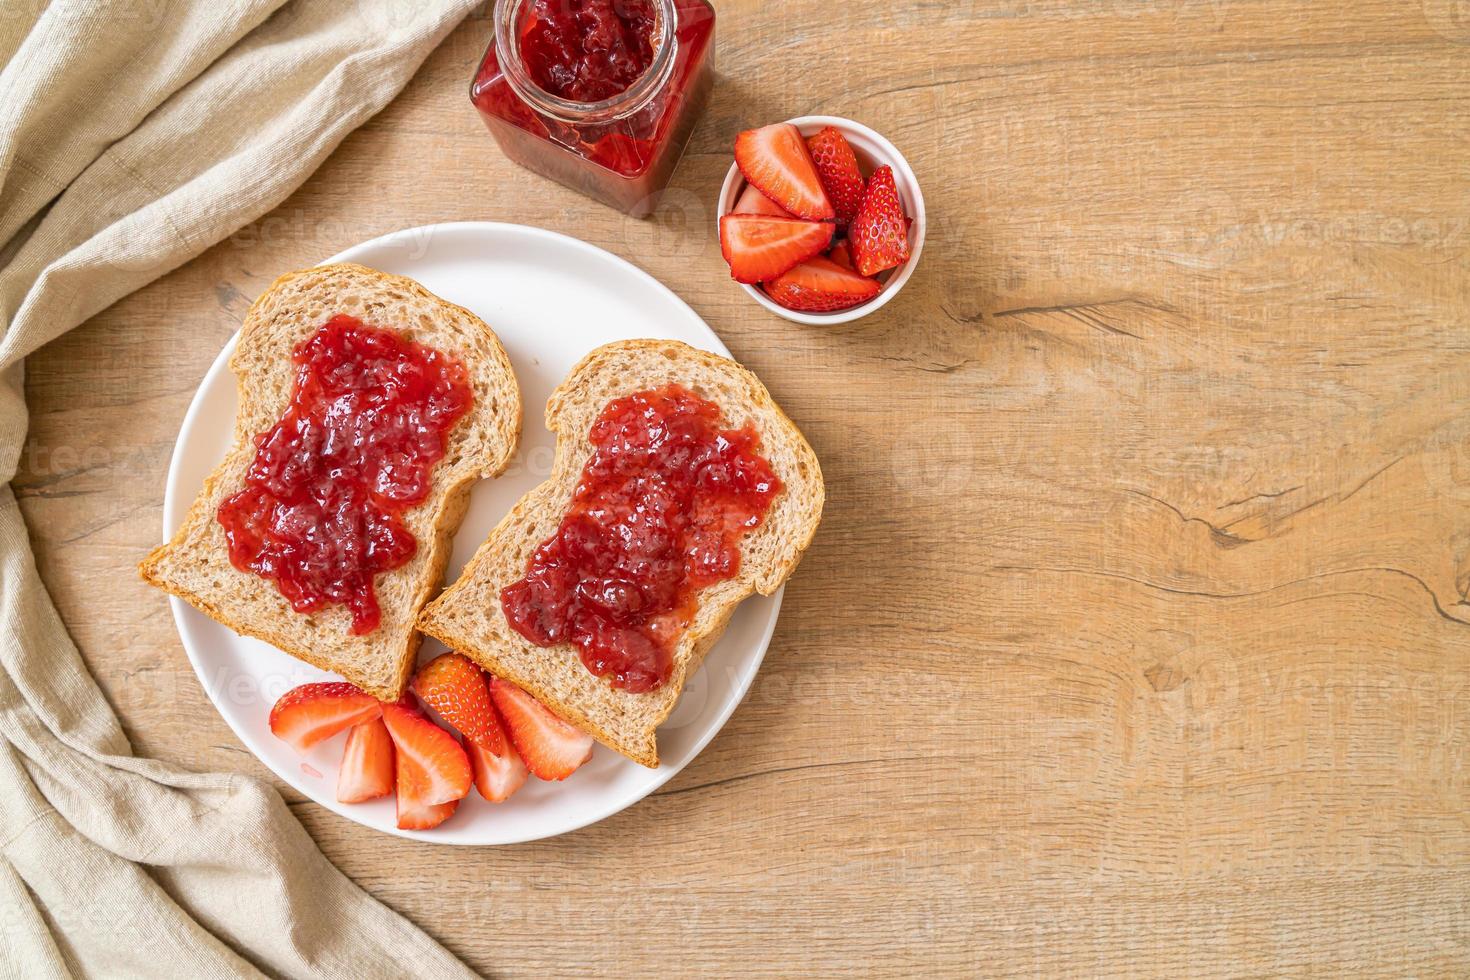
493,0,679,123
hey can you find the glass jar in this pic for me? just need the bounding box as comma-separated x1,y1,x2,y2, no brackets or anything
470,0,716,218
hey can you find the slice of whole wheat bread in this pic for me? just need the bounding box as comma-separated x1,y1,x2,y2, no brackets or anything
139,263,521,701
416,340,824,767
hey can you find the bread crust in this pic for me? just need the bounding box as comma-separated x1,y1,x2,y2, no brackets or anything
417,340,824,767
140,263,521,702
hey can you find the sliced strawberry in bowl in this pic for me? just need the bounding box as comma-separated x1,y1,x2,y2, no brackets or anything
337,717,394,804
828,239,854,270
734,183,792,217
412,653,505,753
765,256,882,314
718,116,924,323
806,126,866,230
734,123,834,221
381,701,472,807
268,682,382,753
489,679,593,782
466,736,529,803
719,214,833,284
848,165,912,278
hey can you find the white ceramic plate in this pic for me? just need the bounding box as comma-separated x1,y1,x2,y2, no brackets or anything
163,222,784,844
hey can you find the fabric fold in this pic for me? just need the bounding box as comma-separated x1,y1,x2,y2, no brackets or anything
0,1,289,249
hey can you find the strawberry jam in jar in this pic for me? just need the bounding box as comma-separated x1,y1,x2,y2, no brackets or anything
470,0,715,218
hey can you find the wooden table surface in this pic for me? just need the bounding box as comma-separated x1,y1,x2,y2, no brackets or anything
14,2,1470,975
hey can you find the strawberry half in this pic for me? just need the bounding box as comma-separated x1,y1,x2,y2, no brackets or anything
828,239,854,270
489,679,593,781
734,123,834,221
396,794,458,831
381,702,472,807
466,736,529,803
765,256,882,313
268,682,382,753
806,126,865,229
734,183,792,217
848,165,911,277
412,653,506,753
719,214,833,284
337,717,394,804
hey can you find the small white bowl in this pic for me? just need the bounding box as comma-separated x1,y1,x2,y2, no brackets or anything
718,115,926,325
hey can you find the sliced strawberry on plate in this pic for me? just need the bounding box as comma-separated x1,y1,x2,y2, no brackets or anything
413,655,529,803
268,682,382,753
848,165,911,277
381,702,472,806
828,239,854,270
734,123,835,221
412,653,506,752
719,214,833,284
466,736,529,803
806,126,866,229
337,717,394,804
489,679,593,781
396,794,459,831
765,256,882,313
734,182,792,217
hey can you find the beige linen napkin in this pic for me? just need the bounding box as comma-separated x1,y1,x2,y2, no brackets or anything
0,2,483,977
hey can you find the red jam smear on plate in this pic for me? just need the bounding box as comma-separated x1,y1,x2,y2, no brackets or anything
500,383,781,692
218,315,474,635
520,0,658,102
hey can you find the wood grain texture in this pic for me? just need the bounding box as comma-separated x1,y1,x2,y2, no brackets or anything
13,1,1470,975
